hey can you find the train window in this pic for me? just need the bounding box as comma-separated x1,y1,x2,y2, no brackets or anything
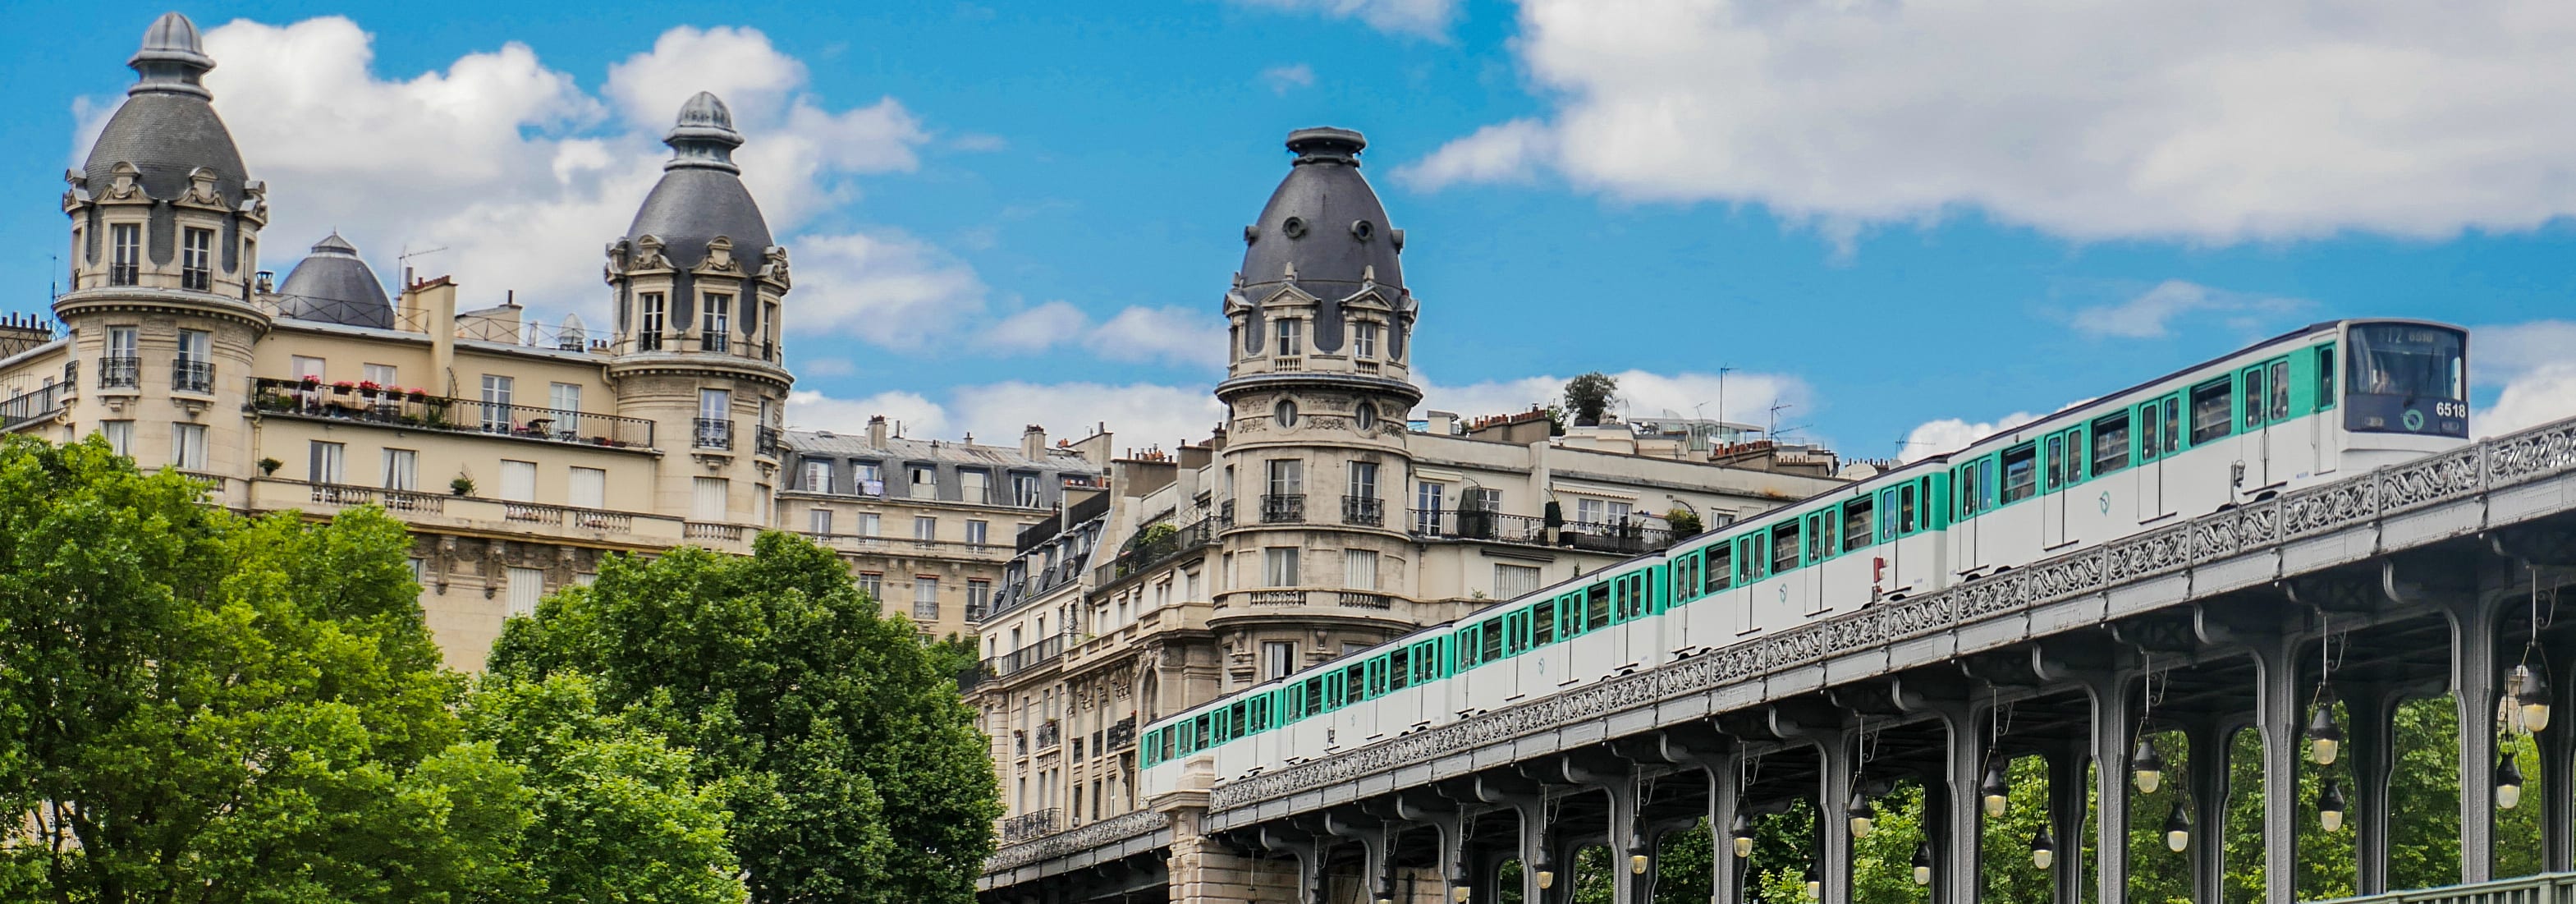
2092,412,2131,474
2190,378,2232,445
2315,346,2336,411
1586,584,1612,631
1388,649,1411,691
1769,522,1800,574
1455,625,1480,669
1804,512,1831,563
1244,699,1264,733
1899,484,1919,534
2045,434,2068,490
1707,544,1735,592
2138,402,2162,462
1481,620,1505,663
2243,365,2267,430
2267,360,2290,421
2001,443,2037,503
2347,324,2465,401
1417,641,1442,684
1675,555,1702,602
1325,672,1346,709
1530,600,1557,646
1344,663,1368,702
2162,398,2182,453
1843,497,1875,551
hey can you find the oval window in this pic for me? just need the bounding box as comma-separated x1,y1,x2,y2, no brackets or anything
1282,216,1309,239
1275,399,1299,428
1351,219,1375,241
1355,402,1377,431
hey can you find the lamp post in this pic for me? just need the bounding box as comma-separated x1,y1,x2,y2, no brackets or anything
2132,737,2166,794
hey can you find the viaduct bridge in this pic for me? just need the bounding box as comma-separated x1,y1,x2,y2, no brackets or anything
980,413,2576,904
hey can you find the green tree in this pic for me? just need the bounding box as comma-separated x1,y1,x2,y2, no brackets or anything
0,436,528,902
1563,372,1620,427
462,672,746,904
488,533,1002,904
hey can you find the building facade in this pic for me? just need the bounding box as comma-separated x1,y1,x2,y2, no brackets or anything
966,129,1851,844
7,12,1103,669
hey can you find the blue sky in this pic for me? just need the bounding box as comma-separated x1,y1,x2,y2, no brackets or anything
11,0,2576,460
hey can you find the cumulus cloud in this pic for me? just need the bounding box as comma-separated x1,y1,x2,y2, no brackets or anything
1261,63,1316,94
1899,412,2043,464
1229,0,1460,38
786,383,1226,453
117,17,933,335
988,303,1227,369
1406,0,2576,243
1417,367,1811,435
2071,280,2308,339
789,230,988,346
2468,319,2576,437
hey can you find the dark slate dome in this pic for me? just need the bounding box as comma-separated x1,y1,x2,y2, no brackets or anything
624,92,773,270
1239,127,1405,299
82,11,248,206
277,232,394,328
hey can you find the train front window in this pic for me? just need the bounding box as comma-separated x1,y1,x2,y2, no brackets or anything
2347,324,2465,401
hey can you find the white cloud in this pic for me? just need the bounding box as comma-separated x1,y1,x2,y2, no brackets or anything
2071,280,2307,339
990,301,1093,352
1899,412,2042,464
1408,0,2576,243
786,388,949,438
2481,364,2576,438
1230,0,1460,38
790,230,988,346
1261,63,1316,94
1418,367,1810,434
2468,319,2576,438
126,17,932,337
984,303,1228,369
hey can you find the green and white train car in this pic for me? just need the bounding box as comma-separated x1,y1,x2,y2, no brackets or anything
1138,319,2468,793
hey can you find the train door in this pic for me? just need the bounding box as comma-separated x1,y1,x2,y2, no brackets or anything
2042,430,2068,548
1801,509,1831,615
2135,393,2181,521
1735,533,1767,633
2239,362,2270,492
2239,357,2290,491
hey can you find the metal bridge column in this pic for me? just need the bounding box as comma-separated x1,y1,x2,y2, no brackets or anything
1708,751,1745,904
2083,672,2135,904
2253,630,2303,904
1935,705,1987,904
2047,744,2090,904
2445,592,2505,884
2546,632,2575,874
2346,682,2408,897
1603,769,1649,904
1816,732,1855,904
2184,715,2239,904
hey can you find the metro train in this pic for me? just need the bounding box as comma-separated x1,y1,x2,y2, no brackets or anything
1138,319,2471,793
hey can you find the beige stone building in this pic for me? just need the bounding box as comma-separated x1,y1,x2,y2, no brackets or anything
7,12,1104,670
969,129,1850,846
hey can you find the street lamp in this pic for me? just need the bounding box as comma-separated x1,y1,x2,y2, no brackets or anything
2497,747,2524,811
2029,824,2056,870
2317,779,2347,833
1912,842,1933,887
1535,847,1556,891
2308,687,2345,766
1847,794,1877,841
1731,811,1755,859
1803,862,1821,901
1982,760,2011,818
2132,737,2166,794
2163,800,2193,852
2509,663,2552,734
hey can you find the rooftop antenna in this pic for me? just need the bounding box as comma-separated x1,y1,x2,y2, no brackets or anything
1715,365,1735,434
398,243,448,286
1767,401,1793,440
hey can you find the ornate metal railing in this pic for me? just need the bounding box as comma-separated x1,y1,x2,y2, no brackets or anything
170,360,213,393
987,809,1163,873
1407,508,1679,555
1107,515,1225,583
1206,415,2576,815
754,424,782,458
983,631,1072,680
1260,493,1304,524
250,377,655,448
1103,716,1137,751
97,356,139,389
693,417,734,450
998,810,1061,844
1035,719,1061,750
0,380,71,429
1341,494,1383,526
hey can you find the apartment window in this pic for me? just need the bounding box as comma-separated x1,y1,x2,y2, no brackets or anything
692,477,728,521
506,567,546,617
306,442,345,484
802,459,834,493
173,329,212,393
1184,569,1202,601
969,579,992,617
1577,498,1606,525
171,424,207,470
569,467,605,510
410,558,428,587
378,449,418,492
967,519,990,548
1011,473,1043,507
859,512,882,538
109,223,140,286
480,375,514,432
699,293,731,352
363,363,396,388
858,572,883,601
961,470,992,504
1347,461,1378,498
913,576,939,620
695,389,731,449
291,356,326,383
910,466,938,499
100,420,133,457
809,508,834,535
1267,459,1303,495
914,516,938,546
548,383,581,433
1496,563,1542,599
1274,318,1301,356
636,292,667,351
1263,641,1298,681
1263,547,1299,586
1353,322,1379,359
1343,549,1378,590
101,326,140,389
180,227,213,291
1470,488,1502,512
1414,482,1446,533
499,460,537,502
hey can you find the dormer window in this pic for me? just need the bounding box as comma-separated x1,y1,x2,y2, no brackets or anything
1275,319,1301,356
1353,322,1378,360
639,293,666,351
109,223,140,287
180,227,213,291
702,294,731,353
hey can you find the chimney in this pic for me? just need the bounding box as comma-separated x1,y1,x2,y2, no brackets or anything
868,415,888,447
1022,424,1047,459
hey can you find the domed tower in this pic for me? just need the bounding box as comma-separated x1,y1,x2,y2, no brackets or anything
57,11,271,474
273,232,393,328
1212,128,1426,668
603,92,792,525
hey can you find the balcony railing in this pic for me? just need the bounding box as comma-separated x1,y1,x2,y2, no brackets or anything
1341,494,1383,526
694,417,733,450
1336,590,1393,609
1247,590,1304,606
1,381,71,430
1106,514,1226,583
999,810,1060,843
305,482,450,515
1260,493,1305,524
754,424,782,458
608,332,784,364
683,521,744,543
983,632,1071,680
250,377,656,449
1406,507,1676,555
97,356,139,389
1102,716,1137,751
171,360,213,393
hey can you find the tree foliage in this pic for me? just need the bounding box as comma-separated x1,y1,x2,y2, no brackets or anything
1563,372,1620,427
488,533,1001,904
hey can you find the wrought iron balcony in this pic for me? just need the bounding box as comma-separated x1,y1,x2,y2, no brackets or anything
1260,493,1305,524
170,360,213,394
0,381,71,430
693,417,734,450
999,809,1060,843
1103,716,1138,751
982,631,1072,680
97,356,138,389
250,377,656,448
1341,495,1383,526
754,424,782,458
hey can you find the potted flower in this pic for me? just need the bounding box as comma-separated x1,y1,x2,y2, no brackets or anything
331,380,355,396
300,374,320,388
357,379,383,399
406,387,429,402
257,457,282,476
450,475,475,497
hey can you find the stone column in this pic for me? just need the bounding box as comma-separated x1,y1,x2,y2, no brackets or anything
1167,806,1297,903
2446,594,2504,884
2543,634,2574,874
2084,672,2134,904
2345,682,2404,897
2251,631,2301,904
2047,745,2089,904
2184,716,2236,904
